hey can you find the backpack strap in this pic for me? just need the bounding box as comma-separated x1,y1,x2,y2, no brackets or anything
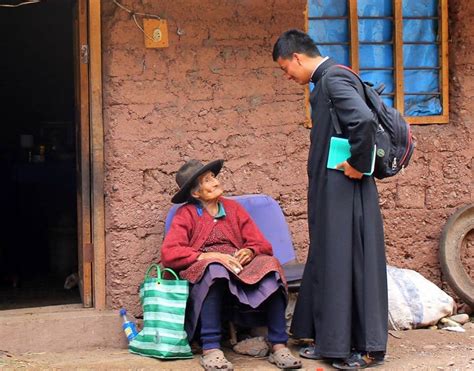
321,64,375,135
334,64,375,105
321,69,343,135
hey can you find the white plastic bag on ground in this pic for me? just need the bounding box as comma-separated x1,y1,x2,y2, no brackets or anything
387,265,456,330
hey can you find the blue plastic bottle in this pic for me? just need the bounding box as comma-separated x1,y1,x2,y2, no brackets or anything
119,308,138,342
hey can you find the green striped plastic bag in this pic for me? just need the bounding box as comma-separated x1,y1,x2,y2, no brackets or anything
129,264,193,359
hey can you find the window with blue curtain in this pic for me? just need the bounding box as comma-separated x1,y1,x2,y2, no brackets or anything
307,0,447,122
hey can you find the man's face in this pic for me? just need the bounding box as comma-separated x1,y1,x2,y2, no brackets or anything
276,54,311,85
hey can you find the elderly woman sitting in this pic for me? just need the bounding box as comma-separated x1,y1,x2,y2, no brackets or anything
161,159,301,371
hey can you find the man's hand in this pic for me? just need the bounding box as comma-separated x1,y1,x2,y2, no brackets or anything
234,248,255,266
336,161,363,179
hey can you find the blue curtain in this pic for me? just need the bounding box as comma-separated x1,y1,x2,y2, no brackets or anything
307,0,441,116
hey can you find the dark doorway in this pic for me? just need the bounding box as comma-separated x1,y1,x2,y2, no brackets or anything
0,0,80,309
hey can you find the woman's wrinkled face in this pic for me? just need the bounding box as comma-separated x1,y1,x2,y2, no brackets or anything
192,171,223,202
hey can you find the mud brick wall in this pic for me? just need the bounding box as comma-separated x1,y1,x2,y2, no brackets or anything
379,0,473,290
101,0,473,314
101,0,309,314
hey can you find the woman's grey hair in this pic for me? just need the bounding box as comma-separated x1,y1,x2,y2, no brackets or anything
187,180,201,204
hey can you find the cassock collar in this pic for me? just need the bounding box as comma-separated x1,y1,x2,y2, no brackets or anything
310,57,338,85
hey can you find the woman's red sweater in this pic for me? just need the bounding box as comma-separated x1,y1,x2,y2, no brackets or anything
161,197,273,271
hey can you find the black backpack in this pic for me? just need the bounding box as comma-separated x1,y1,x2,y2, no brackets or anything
322,65,415,179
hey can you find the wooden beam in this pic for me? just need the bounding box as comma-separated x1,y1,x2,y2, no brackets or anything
304,2,312,128
439,0,449,120
75,0,93,308
393,0,405,113
304,1,308,33
89,0,106,310
348,0,359,71
406,115,449,124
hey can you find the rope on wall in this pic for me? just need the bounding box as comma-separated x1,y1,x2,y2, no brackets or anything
112,0,185,40
0,0,41,8
113,0,161,42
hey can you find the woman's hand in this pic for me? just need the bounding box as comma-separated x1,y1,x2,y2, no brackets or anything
234,248,255,266
198,252,243,274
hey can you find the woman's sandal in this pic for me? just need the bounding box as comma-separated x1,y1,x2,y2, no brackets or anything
200,349,234,371
332,352,385,370
268,347,302,369
299,345,323,360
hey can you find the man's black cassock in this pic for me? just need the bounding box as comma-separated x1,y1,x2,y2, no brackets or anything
290,58,388,358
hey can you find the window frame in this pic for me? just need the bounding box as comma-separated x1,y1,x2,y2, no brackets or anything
305,0,449,126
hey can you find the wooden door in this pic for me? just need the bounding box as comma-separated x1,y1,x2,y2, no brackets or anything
73,0,93,307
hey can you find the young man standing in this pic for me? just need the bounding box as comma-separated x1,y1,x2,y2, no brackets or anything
273,29,388,369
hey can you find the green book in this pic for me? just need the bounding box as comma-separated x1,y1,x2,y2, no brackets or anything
327,137,376,176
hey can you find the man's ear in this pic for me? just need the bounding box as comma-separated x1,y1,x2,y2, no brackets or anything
293,53,303,65
190,190,200,200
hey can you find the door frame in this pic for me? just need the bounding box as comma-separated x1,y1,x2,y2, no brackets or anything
76,0,105,309
89,0,106,310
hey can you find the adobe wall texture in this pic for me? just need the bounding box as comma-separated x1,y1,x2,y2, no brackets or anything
101,0,473,315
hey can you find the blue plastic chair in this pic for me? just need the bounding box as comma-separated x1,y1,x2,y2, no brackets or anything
164,194,304,290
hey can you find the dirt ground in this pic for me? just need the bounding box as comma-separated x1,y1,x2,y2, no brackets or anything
1,327,473,370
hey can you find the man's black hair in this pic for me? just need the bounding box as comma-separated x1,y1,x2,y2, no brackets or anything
272,29,321,61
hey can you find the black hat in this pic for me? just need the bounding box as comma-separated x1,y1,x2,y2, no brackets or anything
171,159,224,204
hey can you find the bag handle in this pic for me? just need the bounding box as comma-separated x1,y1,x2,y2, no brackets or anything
144,263,180,281
161,268,180,280
145,263,161,279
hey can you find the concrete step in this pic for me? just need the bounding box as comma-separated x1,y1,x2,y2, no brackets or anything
0,304,128,353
